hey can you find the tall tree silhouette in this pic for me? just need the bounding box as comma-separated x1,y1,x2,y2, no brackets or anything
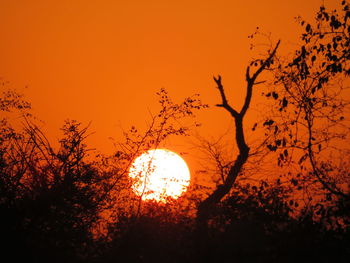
263,0,350,202
196,41,280,232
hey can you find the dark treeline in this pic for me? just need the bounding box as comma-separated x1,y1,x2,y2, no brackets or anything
1,1,350,262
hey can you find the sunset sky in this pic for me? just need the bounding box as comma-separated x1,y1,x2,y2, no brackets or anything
0,0,340,171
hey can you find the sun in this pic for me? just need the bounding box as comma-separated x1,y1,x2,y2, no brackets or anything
129,149,191,202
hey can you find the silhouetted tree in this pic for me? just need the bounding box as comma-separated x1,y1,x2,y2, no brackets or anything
259,1,350,232
192,2,350,262
196,41,280,235
100,88,207,219
87,89,208,263
0,89,108,262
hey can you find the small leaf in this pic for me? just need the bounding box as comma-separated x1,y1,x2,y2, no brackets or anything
263,119,275,126
272,91,279,99
306,24,311,32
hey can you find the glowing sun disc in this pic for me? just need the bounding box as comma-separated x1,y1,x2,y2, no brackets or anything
129,149,190,202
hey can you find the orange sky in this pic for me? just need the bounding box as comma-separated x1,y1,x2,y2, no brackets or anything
0,0,341,174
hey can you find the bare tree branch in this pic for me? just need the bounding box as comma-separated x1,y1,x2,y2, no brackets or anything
197,40,280,231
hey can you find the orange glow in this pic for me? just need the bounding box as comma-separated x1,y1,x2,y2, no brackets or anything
129,149,190,202
0,0,342,172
